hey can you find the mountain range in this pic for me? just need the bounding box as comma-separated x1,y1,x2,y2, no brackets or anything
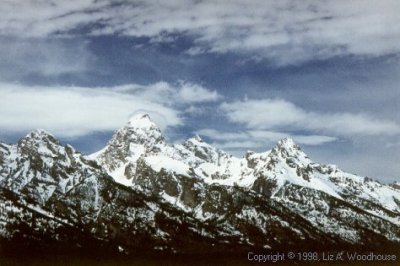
1,114,399,260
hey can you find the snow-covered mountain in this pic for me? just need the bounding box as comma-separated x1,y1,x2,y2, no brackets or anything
1,114,399,257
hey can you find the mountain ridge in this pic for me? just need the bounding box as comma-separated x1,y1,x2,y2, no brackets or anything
1,113,399,258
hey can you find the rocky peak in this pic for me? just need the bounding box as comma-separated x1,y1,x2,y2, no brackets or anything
192,134,203,142
95,114,166,172
110,114,165,149
17,129,61,156
183,135,225,163
268,138,312,169
19,129,58,144
126,113,157,129
277,137,299,150
184,134,205,146
271,138,303,157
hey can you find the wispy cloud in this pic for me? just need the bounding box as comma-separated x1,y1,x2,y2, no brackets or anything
0,1,398,65
177,82,220,103
197,128,336,152
0,37,93,80
0,0,103,37
113,81,221,105
220,99,400,137
0,81,218,138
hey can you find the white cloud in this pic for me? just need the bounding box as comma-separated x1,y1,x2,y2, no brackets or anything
0,81,220,137
0,0,103,37
0,83,187,137
197,129,248,142
221,99,305,128
0,1,399,64
183,105,207,116
0,37,92,79
196,128,337,152
177,83,220,103
220,99,400,136
113,81,220,104
112,82,178,105
286,135,337,146
211,140,264,151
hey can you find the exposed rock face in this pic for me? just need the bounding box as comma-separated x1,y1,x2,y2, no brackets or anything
1,114,399,257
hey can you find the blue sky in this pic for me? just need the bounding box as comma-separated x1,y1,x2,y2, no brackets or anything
0,0,399,182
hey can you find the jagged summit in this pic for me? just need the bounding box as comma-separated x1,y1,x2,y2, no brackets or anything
18,129,59,149
184,134,209,147
184,134,208,147
126,113,158,129
134,113,151,120
192,134,203,142
122,113,165,144
92,114,166,174
271,137,307,159
113,113,164,146
23,129,56,140
276,137,300,150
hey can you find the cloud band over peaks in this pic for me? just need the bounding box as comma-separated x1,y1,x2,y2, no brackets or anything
220,99,400,137
0,81,219,137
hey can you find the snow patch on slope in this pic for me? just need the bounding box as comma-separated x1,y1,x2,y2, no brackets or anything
145,155,190,176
